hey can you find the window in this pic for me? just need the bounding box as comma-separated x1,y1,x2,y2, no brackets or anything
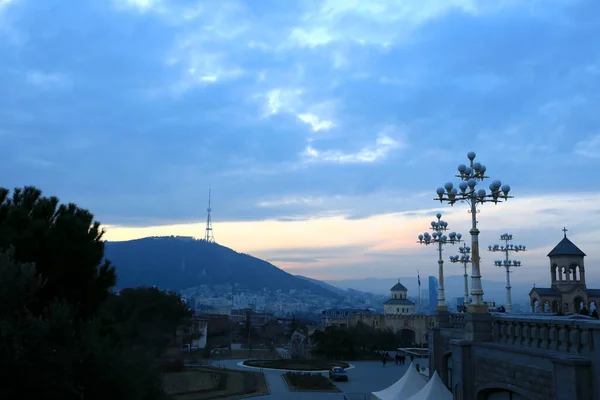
446,355,453,390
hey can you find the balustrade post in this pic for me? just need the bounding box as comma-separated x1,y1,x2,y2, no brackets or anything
558,325,568,352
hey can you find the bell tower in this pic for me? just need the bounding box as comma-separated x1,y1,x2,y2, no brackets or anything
548,227,586,291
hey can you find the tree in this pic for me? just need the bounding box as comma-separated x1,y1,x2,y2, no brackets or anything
100,286,194,355
310,326,357,360
290,314,297,335
0,187,193,399
0,186,116,319
0,251,168,400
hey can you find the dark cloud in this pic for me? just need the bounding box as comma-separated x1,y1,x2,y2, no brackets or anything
1,0,599,226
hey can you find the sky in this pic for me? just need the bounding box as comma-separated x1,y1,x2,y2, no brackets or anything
1,0,600,285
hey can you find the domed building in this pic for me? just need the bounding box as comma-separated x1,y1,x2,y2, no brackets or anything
529,228,600,313
384,280,415,315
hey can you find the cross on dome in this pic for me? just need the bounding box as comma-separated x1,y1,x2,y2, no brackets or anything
562,227,568,238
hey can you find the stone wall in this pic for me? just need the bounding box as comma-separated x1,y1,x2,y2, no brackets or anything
475,355,554,399
449,330,595,400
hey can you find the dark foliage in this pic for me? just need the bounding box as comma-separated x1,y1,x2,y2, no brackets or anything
311,322,404,360
100,286,194,356
0,252,168,400
0,186,116,319
0,187,194,399
105,237,339,297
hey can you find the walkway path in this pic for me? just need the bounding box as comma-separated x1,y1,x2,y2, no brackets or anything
217,359,412,400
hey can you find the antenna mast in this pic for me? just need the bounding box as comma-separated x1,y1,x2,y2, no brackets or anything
204,188,215,243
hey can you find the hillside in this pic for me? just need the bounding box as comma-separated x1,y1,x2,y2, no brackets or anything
296,275,347,295
105,236,339,297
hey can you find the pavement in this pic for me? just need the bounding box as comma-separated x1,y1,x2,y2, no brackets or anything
215,359,415,400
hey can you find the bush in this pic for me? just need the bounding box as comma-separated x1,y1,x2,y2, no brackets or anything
161,357,185,373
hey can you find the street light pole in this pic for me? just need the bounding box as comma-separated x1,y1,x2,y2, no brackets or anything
435,151,513,313
449,245,474,305
488,234,525,313
417,213,463,312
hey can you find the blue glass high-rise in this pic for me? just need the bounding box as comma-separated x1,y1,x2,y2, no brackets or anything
429,276,439,314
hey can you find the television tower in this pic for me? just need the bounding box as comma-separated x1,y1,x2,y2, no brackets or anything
204,188,215,243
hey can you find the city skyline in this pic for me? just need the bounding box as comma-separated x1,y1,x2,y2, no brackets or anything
2,0,599,282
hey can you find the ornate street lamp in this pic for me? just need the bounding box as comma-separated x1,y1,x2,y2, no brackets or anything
435,151,513,312
417,213,463,312
488,233,525,313
449,245,474,305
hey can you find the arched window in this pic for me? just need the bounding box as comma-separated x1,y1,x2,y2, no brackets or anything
485,389,523,399
446,355,453,390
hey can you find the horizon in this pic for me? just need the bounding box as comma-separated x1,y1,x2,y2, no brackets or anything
2,0,600,284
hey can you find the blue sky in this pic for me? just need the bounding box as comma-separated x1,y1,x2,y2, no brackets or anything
1,0,600,285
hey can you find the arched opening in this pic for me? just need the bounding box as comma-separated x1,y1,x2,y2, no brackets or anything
570,265,578,282
442,352,453,391
481,389,524,399
551,264,558,283
531,299,540,313
590,301,598,318
397,329,416,348
551,300,560,313
543,301,550,313
574,296,585,313
558,266,565,282
571,263,584,283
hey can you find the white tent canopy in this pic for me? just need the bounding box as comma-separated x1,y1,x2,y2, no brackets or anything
371,362,427,400
406,371,452,400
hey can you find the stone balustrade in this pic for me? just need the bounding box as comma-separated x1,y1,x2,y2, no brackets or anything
450,313,466,328
490,314,600,355
384,314,436,320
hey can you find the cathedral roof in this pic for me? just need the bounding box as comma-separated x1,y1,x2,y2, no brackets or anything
391,282,407,291
530,287,559,297
547,237,586,257
384,298,415,306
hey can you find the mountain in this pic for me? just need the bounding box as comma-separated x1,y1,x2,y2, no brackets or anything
296,275,347,295
105,236,339,297
324,276,542,305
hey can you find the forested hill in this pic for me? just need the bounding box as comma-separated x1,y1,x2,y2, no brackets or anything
105,236,338,297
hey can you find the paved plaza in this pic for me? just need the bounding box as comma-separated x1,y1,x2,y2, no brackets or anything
217,359,416,399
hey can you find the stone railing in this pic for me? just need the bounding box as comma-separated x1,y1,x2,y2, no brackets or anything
450,313,466,328
384,314,436,320
490,314,600,355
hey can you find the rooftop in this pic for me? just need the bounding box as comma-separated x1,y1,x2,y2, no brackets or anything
547,236,586,257
384,298,415,306
391,281,408,291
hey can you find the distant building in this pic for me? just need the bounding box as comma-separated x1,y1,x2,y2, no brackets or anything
384,280,415,316
321,308,372,318
529,230,600,313
230,308,273,326
174,316,208,348
428,276,438,314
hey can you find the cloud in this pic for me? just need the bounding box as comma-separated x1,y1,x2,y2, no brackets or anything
286,0,479,49
260,88,335,132
303,130,403,163
103,191,600,285
113,0,161,12
574,134,600,158
25,71,70,89
2,0,600,285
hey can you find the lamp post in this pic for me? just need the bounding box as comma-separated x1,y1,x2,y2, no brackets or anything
449,245,473,305
435,151,513,313
488,234,525,313
417,213,463,312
